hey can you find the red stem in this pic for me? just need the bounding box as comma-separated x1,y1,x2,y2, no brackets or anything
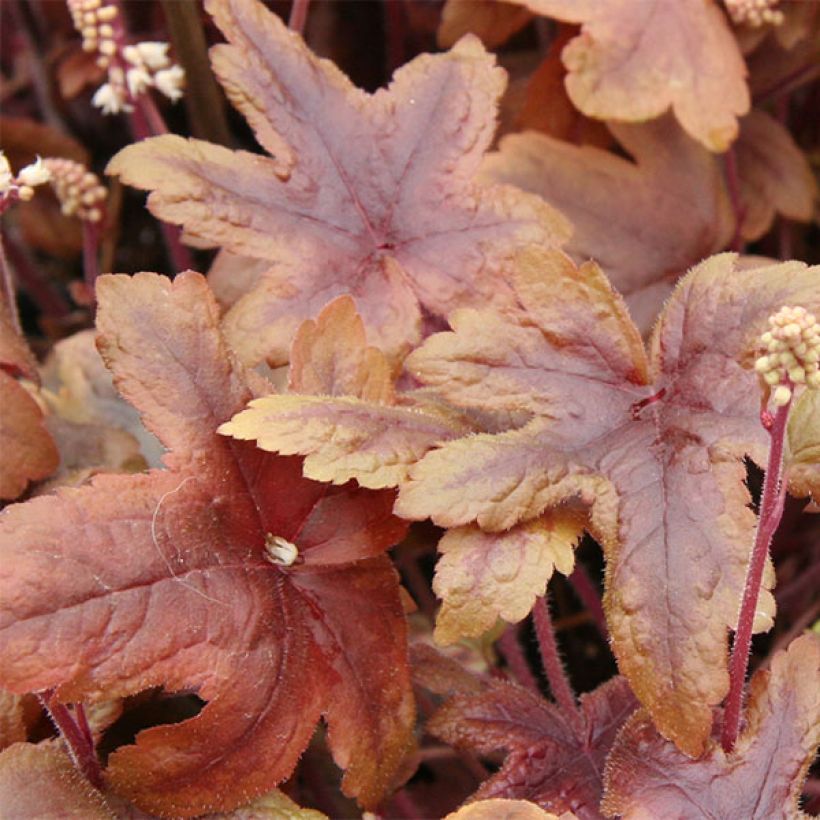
533,595,583,736
38,693,104,790
288,0,310,33
567,562,608,640
0,231,22,335
497,623,541,695
721,397,791,752
82,222,101,301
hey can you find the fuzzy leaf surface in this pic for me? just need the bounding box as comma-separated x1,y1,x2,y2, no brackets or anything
510,0,749,150
107,0,569,366
445,798,572,819
433,513,583,644
423,659,636,819
786,389,820,502
481,115,734,331
601,634,820,819
0,273,413,817
399,249,820,756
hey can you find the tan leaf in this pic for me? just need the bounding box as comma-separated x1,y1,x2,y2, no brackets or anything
445,798,571,819
735,109,817,241
786,388,820,502
510,0,750,150
0,742,112,818
438,0,533,49
481,115,734,332
108,0,568,366
205,787,328,818
399,249,820,756
433,512,583,644
288,295,393,403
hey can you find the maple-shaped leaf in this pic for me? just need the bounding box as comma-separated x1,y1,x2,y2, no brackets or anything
0,273,413,816
481,114,735,332
786,389,820,503
0,282,59,500
397,247,820,757
221,296,470,489
107,0,569,367
416,646,637,818
433,512,583,644
505,0,749,151
601,633,820,819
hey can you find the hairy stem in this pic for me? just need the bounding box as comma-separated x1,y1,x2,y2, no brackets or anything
568,562,608,640
498,623,540,695
533,594,583,736
38,693,104,790
721,398,791,752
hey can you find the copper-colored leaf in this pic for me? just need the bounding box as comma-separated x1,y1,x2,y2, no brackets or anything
107,0,569,366
399,248,820,756
433,513,583,644
735,109,818,241
482,115,734,331
0,272,413,816
509,0,749,151
437,0,533,49
0,742,111,818
601,633,820,819
0,372,59,500
422,656,636,818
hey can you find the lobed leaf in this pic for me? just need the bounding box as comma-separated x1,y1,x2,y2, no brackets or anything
107,0,569,366
433,513,583,644
401,249,820,756
601,633,820,819
0,272,413,816
785,389,820,502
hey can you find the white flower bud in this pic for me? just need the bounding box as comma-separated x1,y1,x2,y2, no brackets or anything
153,65,185,101
0,152,13,194
135,41,171,71
126,67,153,97
772,385,792,407
16,156,52,187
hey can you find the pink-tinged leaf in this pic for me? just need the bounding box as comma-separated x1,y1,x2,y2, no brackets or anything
107,0,569,366
735,109,818,241
0,742,111,818
601,633,820,819
400,249,820,756
481,115,734,331
433,513,583,644
0,272,412,816
509,0,749,150
420,652,637,819
0,372,59,500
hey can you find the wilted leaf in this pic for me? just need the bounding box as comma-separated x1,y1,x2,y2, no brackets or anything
508,0,749,150
0,742,111,818
399,248,820,756
437,0,533,49
433,512,583,644
735,109,817,241
0,273,413,816
108,0,569,366
481,115,734,332
786,388,820,502
221,296,469,489
601,633,820,819
420,652,636,818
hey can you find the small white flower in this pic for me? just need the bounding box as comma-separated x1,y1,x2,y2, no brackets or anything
92,81,126,114
126,67,153,97
0,151,13,194
16,156,52,187
154,65,185,101
135,41,171,71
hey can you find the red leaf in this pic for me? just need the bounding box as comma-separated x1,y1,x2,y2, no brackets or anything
601,634,820,819
0,272,413,816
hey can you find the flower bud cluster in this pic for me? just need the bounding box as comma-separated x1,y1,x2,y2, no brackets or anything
755,306,820,406
725,0,784,27
43,158,107,223
0,152,52,204
67,0,185,115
